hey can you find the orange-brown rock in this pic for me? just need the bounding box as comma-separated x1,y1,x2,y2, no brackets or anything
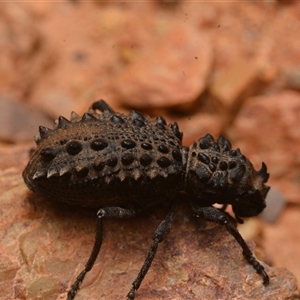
0,145,299,300
112,24,212,110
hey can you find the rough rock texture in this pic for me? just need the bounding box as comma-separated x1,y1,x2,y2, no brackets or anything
0,145,299,300
209,58,264,125
1,2,300,299
111,24,212,110
0,98,52,143
264,205,300,293
0,3,56,100
229,90,300,204
175,112,223,146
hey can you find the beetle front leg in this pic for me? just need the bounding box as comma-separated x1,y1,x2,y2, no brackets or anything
191,205,269,285
67,207,142,300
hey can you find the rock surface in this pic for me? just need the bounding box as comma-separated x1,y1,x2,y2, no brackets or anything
112,24,212,110
0,145,299,300
1,2,300,299
0,98,51,143
229,90,300,205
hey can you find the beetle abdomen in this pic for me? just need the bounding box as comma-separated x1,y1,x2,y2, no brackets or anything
23,100,184,208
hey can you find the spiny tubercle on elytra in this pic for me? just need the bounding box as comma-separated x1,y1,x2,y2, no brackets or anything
22,99,270,300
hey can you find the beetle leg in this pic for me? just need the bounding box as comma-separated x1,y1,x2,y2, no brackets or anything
67,207,142,300
127,202,176,300
191,205,269,285
219,204,228,211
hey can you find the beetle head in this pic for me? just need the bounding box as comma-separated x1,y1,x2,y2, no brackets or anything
231,162,270,220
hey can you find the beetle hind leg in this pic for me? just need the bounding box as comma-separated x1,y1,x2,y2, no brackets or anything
67,207,142,300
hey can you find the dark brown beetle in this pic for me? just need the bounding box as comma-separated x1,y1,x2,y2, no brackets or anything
23,100,270,299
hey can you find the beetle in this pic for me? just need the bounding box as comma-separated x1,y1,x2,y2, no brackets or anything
22,100,270,299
